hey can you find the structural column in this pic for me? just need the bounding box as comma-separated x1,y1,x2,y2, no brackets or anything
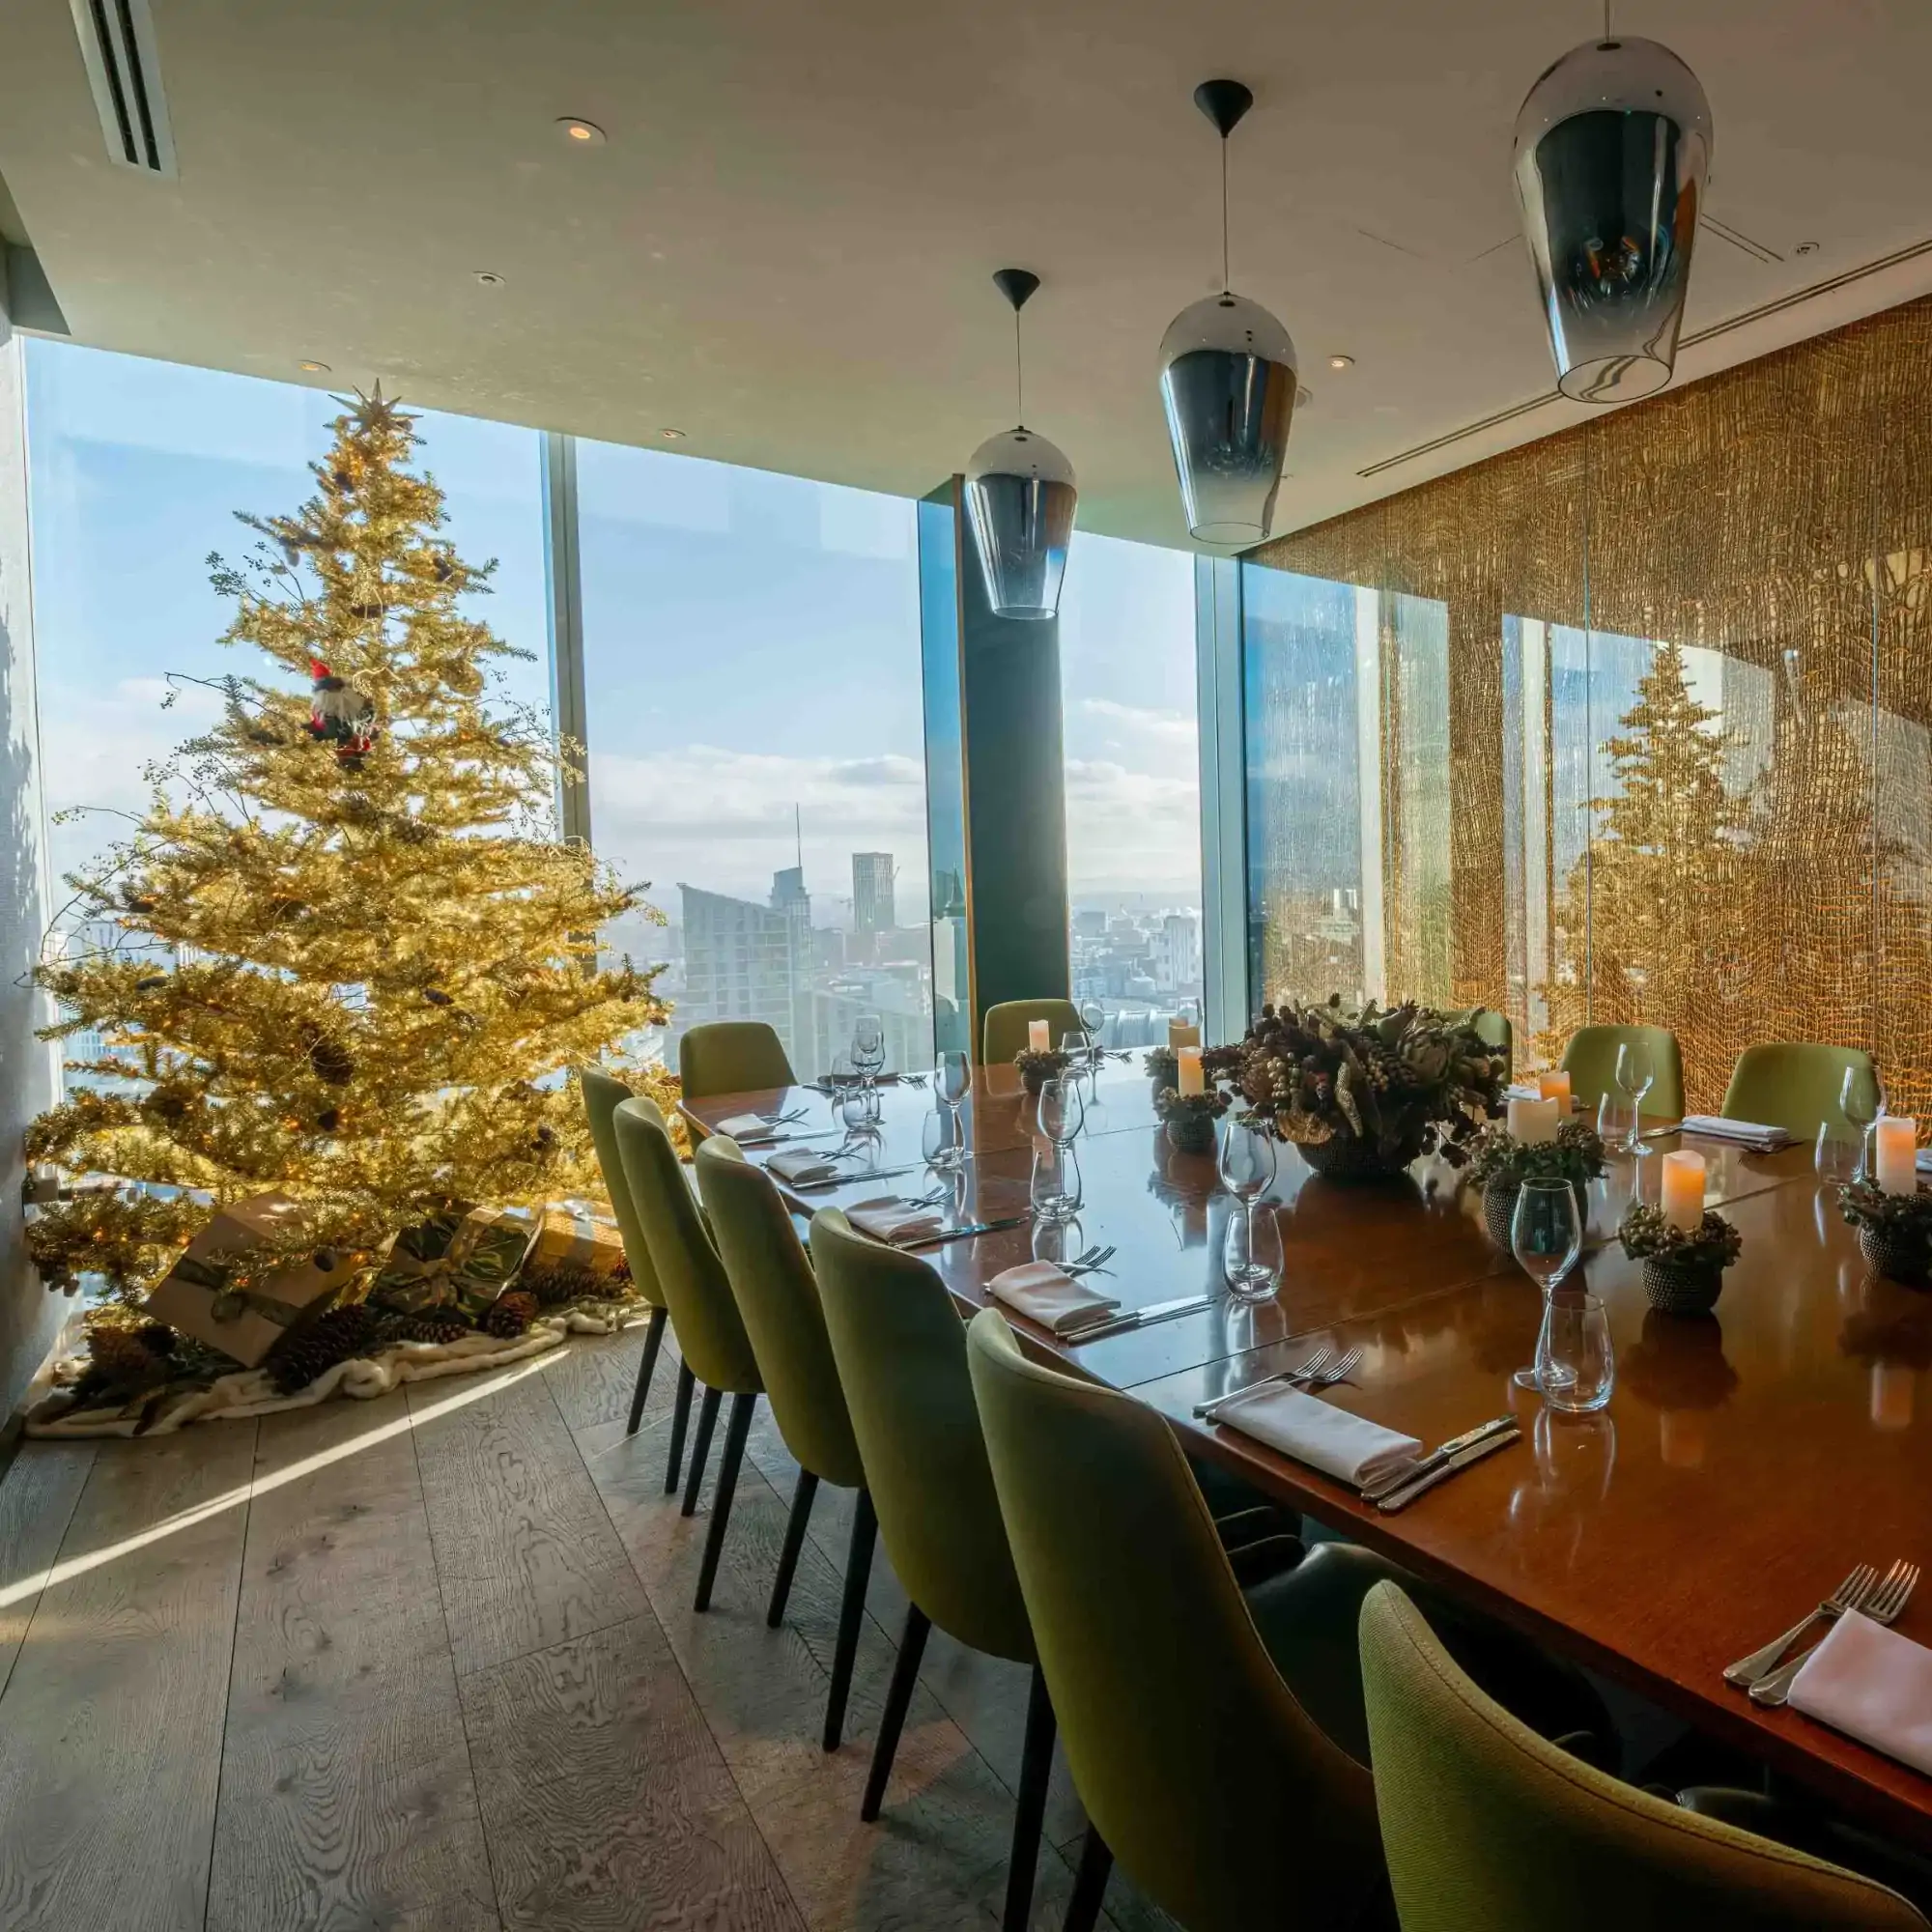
917,480,1069,1061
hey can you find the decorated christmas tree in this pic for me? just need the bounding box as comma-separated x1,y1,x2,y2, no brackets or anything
28,392,670,1300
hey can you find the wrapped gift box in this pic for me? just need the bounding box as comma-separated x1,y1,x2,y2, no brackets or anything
145,1191,361,1367
532,1201,627,1279
370,1204,538,1321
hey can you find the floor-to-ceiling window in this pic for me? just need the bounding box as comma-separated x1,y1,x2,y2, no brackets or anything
575,440,933,1076
24,341,548,1094
1058,531,1202,1047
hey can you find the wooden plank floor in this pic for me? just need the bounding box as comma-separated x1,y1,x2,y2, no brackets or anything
0,1328,1178,1931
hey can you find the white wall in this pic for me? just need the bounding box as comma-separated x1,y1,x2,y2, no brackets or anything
0,322,65,1415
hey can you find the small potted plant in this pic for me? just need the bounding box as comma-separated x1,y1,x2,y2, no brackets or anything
1840,1179,1932,1290
1467,1120,1605,1248
1620,1202,1743,1316
1144,1046,1178,1098
1013,1046,1071,1097
1154,1085,1232,1155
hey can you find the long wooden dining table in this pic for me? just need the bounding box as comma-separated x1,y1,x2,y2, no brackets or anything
681,1060,1932,1852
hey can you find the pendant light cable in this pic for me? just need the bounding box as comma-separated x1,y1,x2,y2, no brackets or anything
1220,134,1232,292
1603,0,1611,39
1014,306,1025,426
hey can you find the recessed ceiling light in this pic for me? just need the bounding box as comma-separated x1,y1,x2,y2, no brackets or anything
660,427,687,440
298,359,330,374
556,116,607,146
1794,241,1819,257
474,270,505,287
1327,353,1355,370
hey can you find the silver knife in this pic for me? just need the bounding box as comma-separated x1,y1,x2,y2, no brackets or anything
1361,1415,1516,1502
905,1213,1032,1248
1374,1424,1521,1513
1063,1293,1220,1344
786,1162,928,1191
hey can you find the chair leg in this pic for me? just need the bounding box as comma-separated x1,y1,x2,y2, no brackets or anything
664,1361,696,1494
626,1305,668,1436
1063,1826,1112,1932
824,1488,878,1751
860,1599,928,1817
695,1393,756,1612
768,1468,821,1629
681,1386,723,1518
1002,1665,1058,1932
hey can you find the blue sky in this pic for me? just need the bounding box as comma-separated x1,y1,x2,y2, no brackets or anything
28,341,1202,930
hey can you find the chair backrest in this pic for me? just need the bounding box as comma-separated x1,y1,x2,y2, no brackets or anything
808,1209,1033,1663
965,1310,1382,1932
693,1139,864,1490
611,1097,761,1393
579,1068,665,1308
1561,1025,1686,1121
679,1020,797,1100
1358,1580,1926,1932
981,998,1083,1066
1722,1042,1878,1142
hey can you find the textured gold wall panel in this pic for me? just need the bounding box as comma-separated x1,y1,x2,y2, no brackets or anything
1250,296,1932,1119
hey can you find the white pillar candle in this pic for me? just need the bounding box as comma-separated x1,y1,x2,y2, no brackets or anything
1506,1096,1559,1145
1875,1117,1918,1196
1661,1149,1707,1230
1169,1020,1201,1051
1177,1046,1205,1096
1537,1070,1573,1110
1027,1018,1050,1052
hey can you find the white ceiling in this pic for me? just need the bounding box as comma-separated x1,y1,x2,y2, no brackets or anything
2,0,1930,547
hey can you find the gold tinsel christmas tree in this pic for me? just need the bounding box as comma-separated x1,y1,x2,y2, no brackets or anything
28,391,670,1297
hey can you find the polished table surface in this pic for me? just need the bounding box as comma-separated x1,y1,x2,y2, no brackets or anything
682,1067,1932,1849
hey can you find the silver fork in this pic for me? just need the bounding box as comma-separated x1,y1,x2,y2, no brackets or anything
1723,1565,1876,1688
1749,1560,1919,1706
1065,1245,1117,1277
1192,1346,1354,1418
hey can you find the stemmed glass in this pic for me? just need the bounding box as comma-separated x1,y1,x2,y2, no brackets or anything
931,1049,971,1173
1842,1065,1885,1184
1079,998,1107,1046
1032,1077,1085,1222
1613,1042,1654,1152
851,1014,886,1112
1510,1178,1583,1392
1061,1029,1097,1088
1218,1112,1279,1300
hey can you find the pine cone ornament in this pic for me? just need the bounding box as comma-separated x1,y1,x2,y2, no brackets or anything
479,1290,539,1340
87,1324,170,1393
374,1312,469,1347
268,1303,381,1394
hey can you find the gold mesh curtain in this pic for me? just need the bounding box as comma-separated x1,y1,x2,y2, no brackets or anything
1248,295,1932,1117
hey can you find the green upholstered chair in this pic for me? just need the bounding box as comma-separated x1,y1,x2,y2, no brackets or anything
1723,1042,1880,1144
981,998,1084,1067
612,1096,764,1612
679,1020,797,1105
1359,1580,1928,1931
692,1138,876,1751
809,1209,1053,1932
963,1309,1390,1932
580,1069,671,1436
1561,1024,1686,1122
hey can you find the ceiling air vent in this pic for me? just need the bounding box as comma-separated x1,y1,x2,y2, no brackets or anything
69,0,176,177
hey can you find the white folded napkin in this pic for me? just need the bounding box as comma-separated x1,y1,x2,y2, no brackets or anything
1209,1382,1421,1491
988,1261,1121,1336
847,1196,946,1244
715,1112,775,1140
1789,1610,1932,1777
1917,1149,1932,1177
1680,1114,1793,1151
766,1149,842,1184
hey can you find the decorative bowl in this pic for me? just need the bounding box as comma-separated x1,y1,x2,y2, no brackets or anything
1641,1255,1728,1318
1860,1222,1932,1292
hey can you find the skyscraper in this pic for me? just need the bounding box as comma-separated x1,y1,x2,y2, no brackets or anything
679,882,805,1059
852,851,895,955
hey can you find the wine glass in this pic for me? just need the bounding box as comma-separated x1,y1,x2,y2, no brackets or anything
1613,1042,1654,1152
1217,1113,1278,1297
1032,1077,1085,1223
1061,1029,1096,1086
1037,1074,1084,1149
934,1049,971,1170
1510,1178,1583,1391
1842,1065,1884,1183
1079,998,1106,1046
852,1013,886,1108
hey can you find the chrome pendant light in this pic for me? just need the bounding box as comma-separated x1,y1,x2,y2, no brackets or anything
1159,80,1298,546
1512,13,1713,404
964,269,1076,621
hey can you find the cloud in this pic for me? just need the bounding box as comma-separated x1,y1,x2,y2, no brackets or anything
1064,757,1201,896
1077,697,1197,742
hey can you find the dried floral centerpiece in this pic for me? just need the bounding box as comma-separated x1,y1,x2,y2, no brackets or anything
1013,1046,1072,1096
1620,1202,1743,1316
1144,1046,1179,1094
1840,1179,1932,1291
1467,1120,1605,1247
1234,998,1507,1182
1154,1085,1233,1155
